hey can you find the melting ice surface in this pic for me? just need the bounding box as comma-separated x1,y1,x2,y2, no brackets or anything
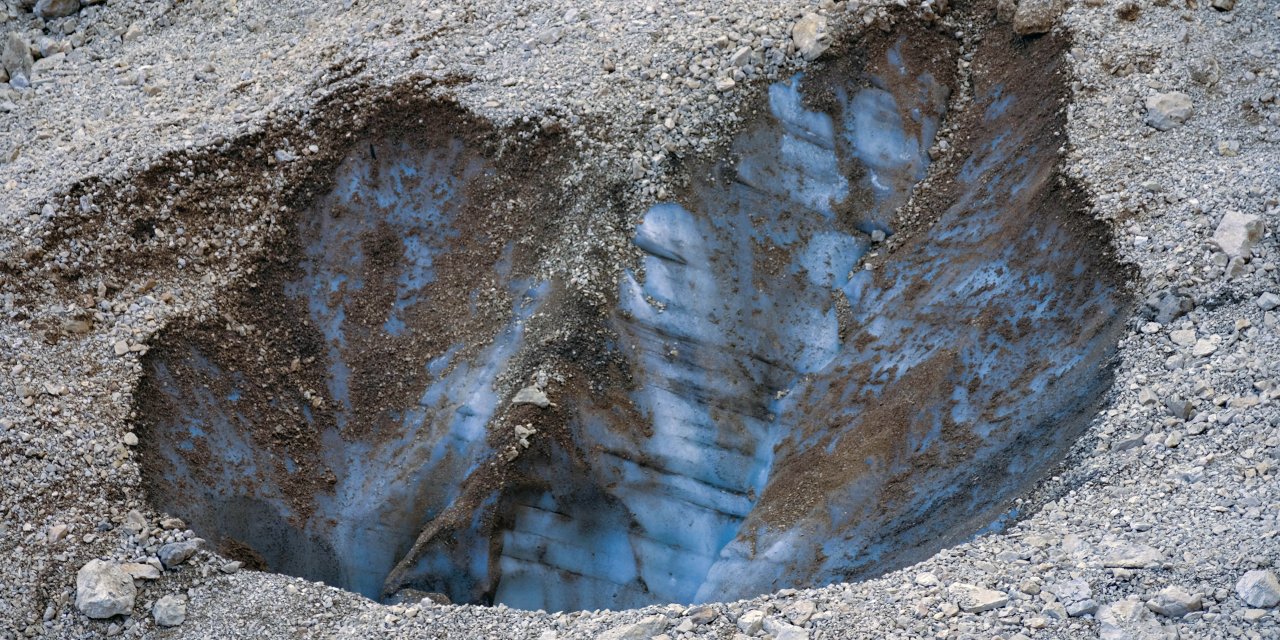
489,53,1123,607
143,135,551,599
140,40,1127,611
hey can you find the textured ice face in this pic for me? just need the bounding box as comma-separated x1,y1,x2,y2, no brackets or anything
137,36,1128,611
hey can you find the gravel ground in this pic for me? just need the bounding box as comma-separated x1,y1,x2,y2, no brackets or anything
1,0,1278,639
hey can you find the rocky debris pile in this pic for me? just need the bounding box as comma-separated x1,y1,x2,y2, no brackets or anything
60,511,207,632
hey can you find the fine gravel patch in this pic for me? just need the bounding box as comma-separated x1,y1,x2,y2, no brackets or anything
0,0,1277,640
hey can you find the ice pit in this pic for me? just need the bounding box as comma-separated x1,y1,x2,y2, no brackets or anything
134,25,1132,612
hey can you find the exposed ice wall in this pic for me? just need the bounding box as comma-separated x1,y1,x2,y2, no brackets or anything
140,39,1127,612
143,137,549,599
486,48,954,609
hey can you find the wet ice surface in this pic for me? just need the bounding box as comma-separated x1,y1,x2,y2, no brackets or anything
139,42,1128,611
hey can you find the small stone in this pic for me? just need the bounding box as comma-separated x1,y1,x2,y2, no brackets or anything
791,14,830,61
1097,599,1168,640
1169,329,1195,347
784,600,816,626
75,560,136,619
122,432,138,446
123,23,144,42
1066,600,1099,617
1191,338,1216,357
1165,397,1193,420
1048,578,1092,603
597,615,667,640
737,610,765,635
763,617,809,640
1102,542,1165,568
714,77,736,92
113,340,129,356
152,594,187,627
123,510,146,534
1144,92,1193,131
1236,570,1280,608
996,0,1017,22
1146,586,1202,618
1042,601,1068,619
47,523,68,544
1210,0,1235,10
686,606,716,625
512,386,551,408
915,572,939,586
160,517,185,530
2,32,34,80
1212,211,1264,259
220,561,243,574
120,563,161,581
727,45,752,68
1014,0,1063,35
33,0,80,19
1257,293,1280,311
158,539,203,568
948,583,1009,613
1142,288,1193,324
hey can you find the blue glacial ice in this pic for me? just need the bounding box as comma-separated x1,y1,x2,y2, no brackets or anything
138,37,1128,611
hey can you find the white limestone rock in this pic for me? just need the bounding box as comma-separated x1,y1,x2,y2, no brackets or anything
1212,211,1264,259
1236,570,1280,608
75,560,136,619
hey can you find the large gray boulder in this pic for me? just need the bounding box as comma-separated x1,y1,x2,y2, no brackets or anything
34,0,81,20
75,560,136,619
1236,570,1280,608
153,594,188,627
1212,211,1264,259
1144,93,1193,131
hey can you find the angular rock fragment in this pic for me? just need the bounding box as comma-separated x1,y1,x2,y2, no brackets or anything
33,0,80,19
121,562,161,581
1098,599,1174,640
75,560,136,619
1142,288,1193,324
1013,0,1063,35
158,539,203,568
1,32,33,81
1146,586,1201,618
1102,542,1165,568
1212,211,1264,259
949,583,1010,613
1236,570,1280,609
1144,93,1193,131
791,14,830,61
153,594,188,627
511,386,551,408
596,615,667,640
